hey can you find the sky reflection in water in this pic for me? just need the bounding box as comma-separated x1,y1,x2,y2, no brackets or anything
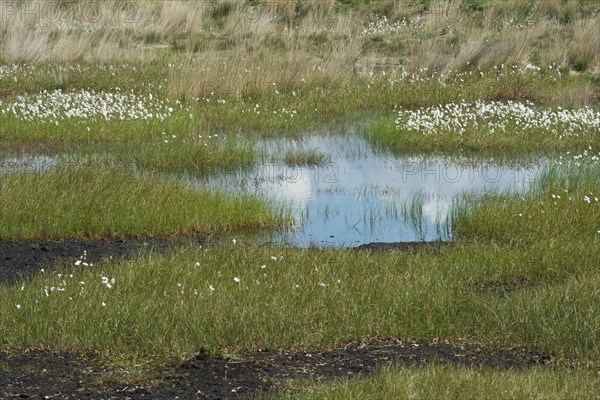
202,135,543,247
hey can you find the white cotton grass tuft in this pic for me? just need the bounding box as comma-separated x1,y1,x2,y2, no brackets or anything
395,100,600,139
0,89,175,123
101,276,115,289
360,15,423,37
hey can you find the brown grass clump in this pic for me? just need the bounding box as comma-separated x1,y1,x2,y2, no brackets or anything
568,16,600,71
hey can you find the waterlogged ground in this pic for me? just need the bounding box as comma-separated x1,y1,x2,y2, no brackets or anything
182,135,544,247
0,155,56,173
1,135,545,248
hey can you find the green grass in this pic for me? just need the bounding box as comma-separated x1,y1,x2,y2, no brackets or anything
0,74,598,370
94,136,260,172
1,65,596,154
2,160,599,361
0,0,597,374
366,113,600,157
0,1,599,393
0,63,169,98
453,162,600,244
0,103,191,148
0,163,286,240
281,150,330,166
2,238,599,360
2,162,598,362
190,71,597,132
280,364,600,399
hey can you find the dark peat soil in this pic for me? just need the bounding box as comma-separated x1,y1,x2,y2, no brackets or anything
0,339,550,399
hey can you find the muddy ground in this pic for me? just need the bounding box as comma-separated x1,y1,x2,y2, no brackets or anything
0,236,206,285
1,238,548,399
1,339,550,400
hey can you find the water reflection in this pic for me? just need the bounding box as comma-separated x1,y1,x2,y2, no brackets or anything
0,155,56,174
196,135,544,247
0,136,545,248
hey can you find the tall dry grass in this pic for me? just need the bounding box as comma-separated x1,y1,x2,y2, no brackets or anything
2,24,50,63
0,1,597,78
569,16,600,72
167,37,362,100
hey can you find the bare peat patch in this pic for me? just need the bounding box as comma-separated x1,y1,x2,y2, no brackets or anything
0,340,550,399
0,236,205,285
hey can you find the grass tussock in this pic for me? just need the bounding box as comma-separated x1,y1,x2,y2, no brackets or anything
0,163,284,240
568,16,600,72
282,150,330,166
2,25,50,63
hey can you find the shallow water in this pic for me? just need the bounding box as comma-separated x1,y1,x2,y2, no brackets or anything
190,135,544,247
0,155,56,174
0,136,545,248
